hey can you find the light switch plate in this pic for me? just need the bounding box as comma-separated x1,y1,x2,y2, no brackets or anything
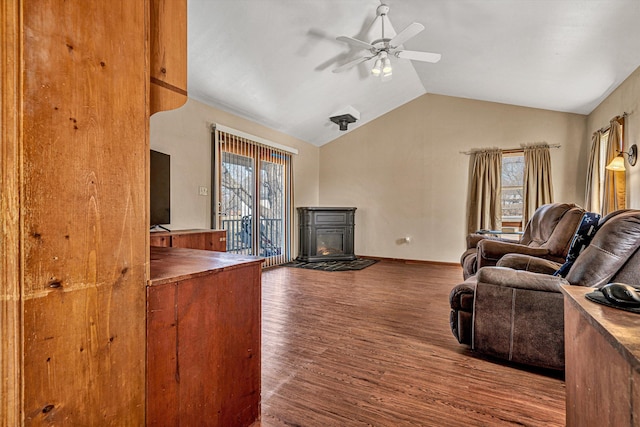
199,186,208,196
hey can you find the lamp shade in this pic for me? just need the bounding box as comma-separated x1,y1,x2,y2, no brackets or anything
382,57,392,75
605,155,626,171
371,58,382,76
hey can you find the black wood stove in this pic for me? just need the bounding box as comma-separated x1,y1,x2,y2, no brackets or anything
296,207,356,262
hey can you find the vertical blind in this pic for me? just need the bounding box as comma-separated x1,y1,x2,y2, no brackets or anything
213,125,295,267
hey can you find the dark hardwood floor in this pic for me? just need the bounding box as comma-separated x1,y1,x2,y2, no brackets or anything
257,260,565,427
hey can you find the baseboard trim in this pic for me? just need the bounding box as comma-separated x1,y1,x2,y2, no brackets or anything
357,255,460,268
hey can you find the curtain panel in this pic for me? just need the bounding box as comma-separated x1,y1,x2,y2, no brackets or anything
522,144,554,224
602,119,626,215
584,131,602,213
467,149,502,234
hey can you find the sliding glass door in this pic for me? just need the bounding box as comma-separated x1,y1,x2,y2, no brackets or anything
219,151,255,255
258,157,285,258
213,127,293,266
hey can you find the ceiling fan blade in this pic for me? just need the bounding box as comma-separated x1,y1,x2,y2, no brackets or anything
395,50,441,63
336,36,376,51
388,22,424,48
332,56,371,73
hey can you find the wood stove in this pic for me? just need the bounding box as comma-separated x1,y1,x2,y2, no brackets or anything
296,207,356,262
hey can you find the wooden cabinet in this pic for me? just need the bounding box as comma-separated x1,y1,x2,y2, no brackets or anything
149,233,171,248
561,286,640,427
147,247,262,426
150,229,227,251
149,0,188,114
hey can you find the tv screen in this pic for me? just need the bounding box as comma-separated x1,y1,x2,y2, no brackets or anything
150,150,170,226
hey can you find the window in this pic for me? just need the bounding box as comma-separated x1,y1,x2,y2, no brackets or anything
501,152,524,228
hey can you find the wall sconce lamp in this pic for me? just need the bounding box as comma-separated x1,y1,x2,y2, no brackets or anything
606,144,637,171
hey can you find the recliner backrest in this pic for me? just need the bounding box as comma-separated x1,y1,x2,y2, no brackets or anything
565,210,640,288
519,203,585,258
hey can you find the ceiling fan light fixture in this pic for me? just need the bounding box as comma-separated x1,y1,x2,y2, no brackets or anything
371,58,382,76
382,57,392,76
333,4,441,77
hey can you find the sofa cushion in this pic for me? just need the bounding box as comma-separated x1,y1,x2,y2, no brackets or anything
498,253,561,274
554,212,600,277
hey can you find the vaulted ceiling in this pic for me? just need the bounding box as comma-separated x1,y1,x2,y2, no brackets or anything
188,0,640,146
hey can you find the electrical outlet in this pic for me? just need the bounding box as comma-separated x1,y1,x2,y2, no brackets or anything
199,186,208,196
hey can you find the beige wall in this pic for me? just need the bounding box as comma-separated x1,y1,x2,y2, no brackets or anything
155,70,640,264
319,94,587,263
150,98,320,231
587,66,640,209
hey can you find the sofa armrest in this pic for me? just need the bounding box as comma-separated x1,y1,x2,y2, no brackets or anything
476,266,568,293
496,254,562,275
467,233,519,249
477,240,550,269
472,267,568,370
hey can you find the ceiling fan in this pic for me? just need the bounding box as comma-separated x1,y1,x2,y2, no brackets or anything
333,3,441,79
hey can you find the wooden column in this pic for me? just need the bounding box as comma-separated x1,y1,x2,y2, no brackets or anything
21,1,149,423
2,1,187,423
1,1,153,424
1,1,22,425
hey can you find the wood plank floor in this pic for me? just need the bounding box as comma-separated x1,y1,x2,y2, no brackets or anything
256,260,565,427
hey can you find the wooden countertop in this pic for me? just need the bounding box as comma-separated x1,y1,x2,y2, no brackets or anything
149,246,263,286
561,285,640,372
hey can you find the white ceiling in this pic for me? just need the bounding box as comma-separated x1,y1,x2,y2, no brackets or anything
188,0,640,146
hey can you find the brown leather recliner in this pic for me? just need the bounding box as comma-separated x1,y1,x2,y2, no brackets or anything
460,203,585,279
450,209,640,371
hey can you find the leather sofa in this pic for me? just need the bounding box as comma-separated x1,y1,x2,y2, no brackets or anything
450,209,640,370
460,203,585,279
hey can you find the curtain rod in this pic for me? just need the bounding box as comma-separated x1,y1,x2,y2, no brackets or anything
596,112,629,134
459,144,561,155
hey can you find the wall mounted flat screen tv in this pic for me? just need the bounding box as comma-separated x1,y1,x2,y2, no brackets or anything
150,150,170,226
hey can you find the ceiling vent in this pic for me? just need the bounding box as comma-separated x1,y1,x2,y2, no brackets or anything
330,106,360,131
